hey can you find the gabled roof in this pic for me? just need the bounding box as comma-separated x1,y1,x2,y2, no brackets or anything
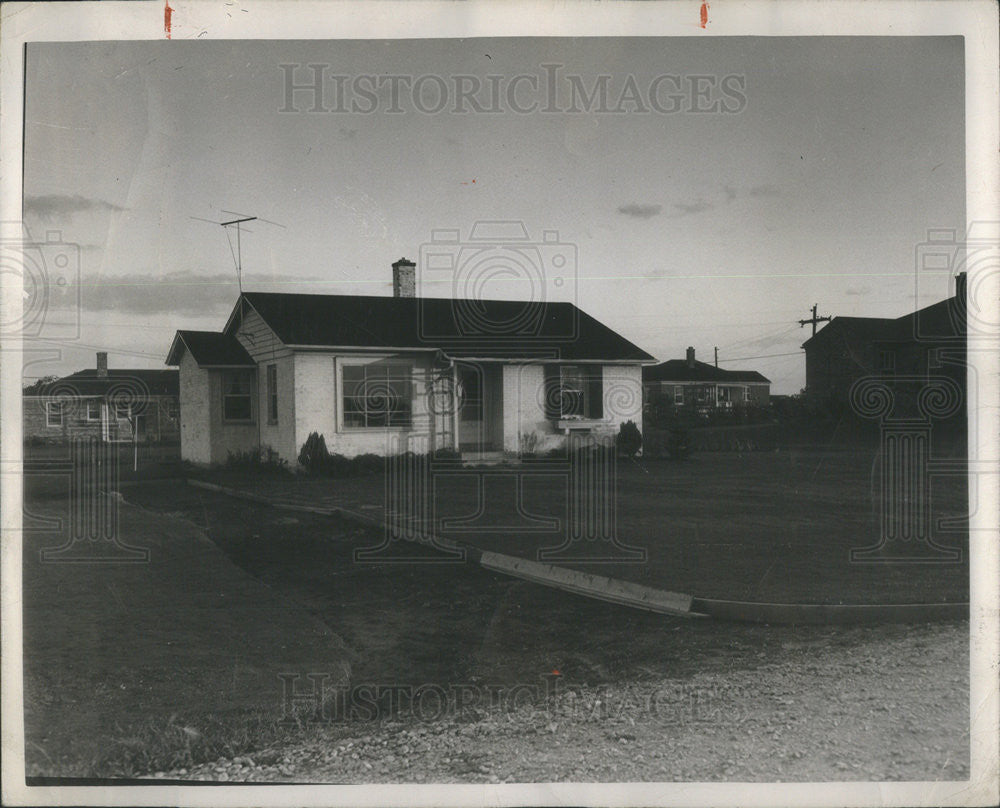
166,330,256,367
232,292,655,362
643,359,770,384
47,369,178,397
802,295,965,350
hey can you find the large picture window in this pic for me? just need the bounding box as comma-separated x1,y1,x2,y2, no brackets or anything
342,364,413,428
222,370,254,422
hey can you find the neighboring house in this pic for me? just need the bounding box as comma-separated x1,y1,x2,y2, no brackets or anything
23,352,180,443
802,273,966,416
166,259,654,466
643,347,771,416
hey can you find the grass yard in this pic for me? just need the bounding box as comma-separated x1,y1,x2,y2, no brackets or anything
194,446,969,605
21,487,349,778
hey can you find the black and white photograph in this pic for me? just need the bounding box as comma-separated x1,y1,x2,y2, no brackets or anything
1,1,997,806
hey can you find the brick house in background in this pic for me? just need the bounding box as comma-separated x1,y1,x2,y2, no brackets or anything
643,347,771,418
166,258,654,466
802,273,967,418
23,352,180,443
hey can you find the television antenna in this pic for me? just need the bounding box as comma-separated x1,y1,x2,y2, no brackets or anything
189,210,286,292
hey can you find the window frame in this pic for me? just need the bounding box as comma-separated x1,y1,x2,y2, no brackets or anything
878,349,896,375
86,400,102,421
674,386,684,406
222,369,255,424
46,401,63,427
341,363,414,430
266,364,278,425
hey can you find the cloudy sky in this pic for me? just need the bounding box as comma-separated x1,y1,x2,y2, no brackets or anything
23,36,963,393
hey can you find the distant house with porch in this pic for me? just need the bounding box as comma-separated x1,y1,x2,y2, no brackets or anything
166,259,654,466
643,347,771,417
23,352,180,443
802,273,966,417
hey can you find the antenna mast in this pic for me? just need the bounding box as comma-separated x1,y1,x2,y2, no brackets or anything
220,216,257,292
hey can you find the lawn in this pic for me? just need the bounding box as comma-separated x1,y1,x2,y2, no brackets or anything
193,445,969,605
21,487,349,777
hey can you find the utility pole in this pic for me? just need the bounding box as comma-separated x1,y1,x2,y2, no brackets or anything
798,303,832,337
714,346,719,367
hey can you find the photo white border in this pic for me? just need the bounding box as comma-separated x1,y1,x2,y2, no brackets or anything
1,1,997,806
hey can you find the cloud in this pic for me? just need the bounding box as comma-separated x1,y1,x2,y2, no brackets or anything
670,200,713,217
617,203,663,220
748,184,781,198
24,194,124,221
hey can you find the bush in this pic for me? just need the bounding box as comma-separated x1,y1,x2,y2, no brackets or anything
298,432,330,474
225,446,290,475
351,453,384,476
431,447,461,461
616,420,643,458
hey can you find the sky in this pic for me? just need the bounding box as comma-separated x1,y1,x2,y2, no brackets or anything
22,36,964,393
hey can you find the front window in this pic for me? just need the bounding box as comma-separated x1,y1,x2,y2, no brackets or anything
559,366,602,419
86,400,102,421
674,386,684,406
879,349,896,375
46,402,62,427
343,364,413,428
222,370,254,422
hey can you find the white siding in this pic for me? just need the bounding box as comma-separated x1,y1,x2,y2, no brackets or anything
501,363,644,453
178,351,211,464
293,351,438,460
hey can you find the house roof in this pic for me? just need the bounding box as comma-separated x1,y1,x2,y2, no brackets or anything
47,369,179,397
166,330,256,367
643,359,770,384
232,292,655,362
802,294,965,350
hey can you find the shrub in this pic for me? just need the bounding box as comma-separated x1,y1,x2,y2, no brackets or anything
298,432,329,474
616,420,643,458
225,446,290,475
431,447,461,461
353,453,385,475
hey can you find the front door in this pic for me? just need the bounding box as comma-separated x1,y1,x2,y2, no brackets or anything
457,363,502,451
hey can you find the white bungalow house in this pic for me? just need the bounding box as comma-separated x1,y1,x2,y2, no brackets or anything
166,259,654,466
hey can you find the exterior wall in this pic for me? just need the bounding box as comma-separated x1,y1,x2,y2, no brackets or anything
179,351,212,464
293,351,439,460
501,363,643,453
206,369,259,465
256,354,297,462
601,364,644,432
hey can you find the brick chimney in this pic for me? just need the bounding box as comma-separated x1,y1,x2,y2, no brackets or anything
96,351,108,378
392,258,416,298
686,346,695,368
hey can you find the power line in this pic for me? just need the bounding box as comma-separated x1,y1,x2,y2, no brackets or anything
721,350,805,362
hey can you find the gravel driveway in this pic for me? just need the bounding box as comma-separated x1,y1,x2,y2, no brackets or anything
153,620,968,783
